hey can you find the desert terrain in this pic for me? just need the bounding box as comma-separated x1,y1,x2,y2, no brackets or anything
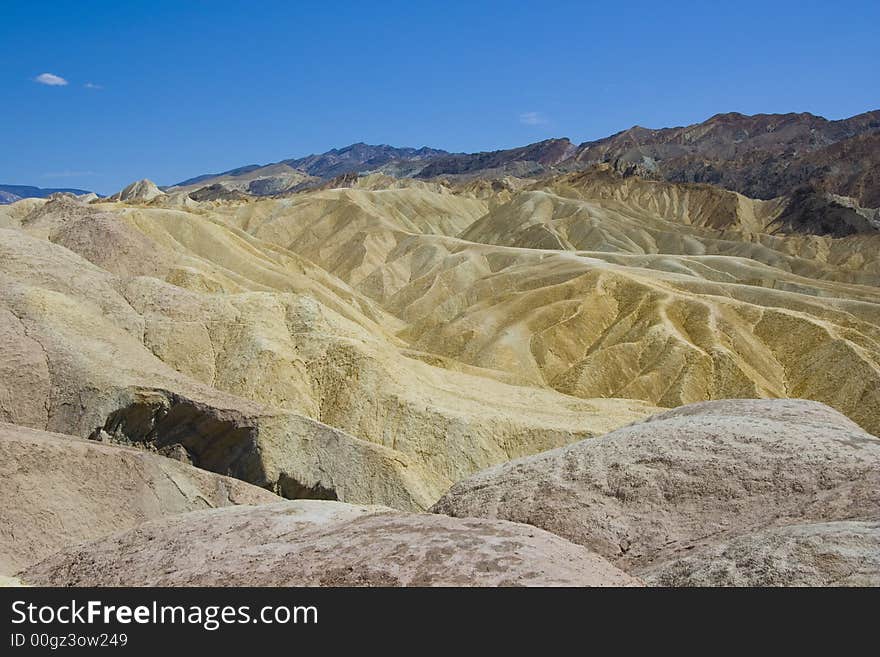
1,110,878,586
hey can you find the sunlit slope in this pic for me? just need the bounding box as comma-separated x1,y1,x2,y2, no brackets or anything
396,245,880,433
0,195,655,509
3,167,878,504
205,174,880,434
462,172,880,285
215,185,488,293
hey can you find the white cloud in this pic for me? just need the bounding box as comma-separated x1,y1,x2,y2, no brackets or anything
84,82,103,89
519,112,548,126
34,72,68,86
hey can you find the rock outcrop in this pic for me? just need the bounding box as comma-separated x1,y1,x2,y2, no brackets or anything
431,399,880,585
640,520,880,587
0,422,278,575
19,500,640,587
108,179,165,203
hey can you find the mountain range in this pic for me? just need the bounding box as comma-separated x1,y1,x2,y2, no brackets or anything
0,184,95,205
169,110,880,207
5,111,878,212
573,110,880,206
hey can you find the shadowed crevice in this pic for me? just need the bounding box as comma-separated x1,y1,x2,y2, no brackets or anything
89,390,266,486
276,473,338,501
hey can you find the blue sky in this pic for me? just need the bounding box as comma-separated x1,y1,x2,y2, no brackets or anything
1,1,877,194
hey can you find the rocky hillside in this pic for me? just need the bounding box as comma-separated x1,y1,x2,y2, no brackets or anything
413,138,576,179
21,499,639,587
571,110,880,206
433,399,880,586
283,143,449,178
171,144,450,195
170,110,880,211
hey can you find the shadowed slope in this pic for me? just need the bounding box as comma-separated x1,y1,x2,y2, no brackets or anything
0,422,279,575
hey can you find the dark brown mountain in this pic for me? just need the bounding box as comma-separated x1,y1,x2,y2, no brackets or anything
770,186,880,237
571,110,880,206
281,143,449,178
414,138,576,179
172,144,450,192
790,131,880,207
186,183,252,202
171,110,879,209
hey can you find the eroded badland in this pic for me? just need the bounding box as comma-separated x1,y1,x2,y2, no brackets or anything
2,114,880,586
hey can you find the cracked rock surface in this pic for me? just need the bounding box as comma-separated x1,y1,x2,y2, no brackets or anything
19,500,640,587
431,399,880,585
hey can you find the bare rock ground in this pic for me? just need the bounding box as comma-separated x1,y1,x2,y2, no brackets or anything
19,500,639,587
431,399,880,585
640,520,880,586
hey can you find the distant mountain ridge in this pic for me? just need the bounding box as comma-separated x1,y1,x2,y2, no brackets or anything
414,138,576,179
170,109,880,206
282,143,450,178
172,144,451,190
174,165,265,188
0,184,96,204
